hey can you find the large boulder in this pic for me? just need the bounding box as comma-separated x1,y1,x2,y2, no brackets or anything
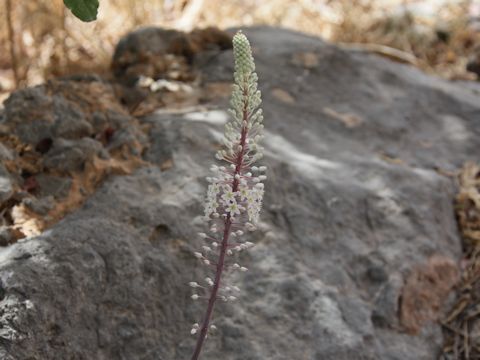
1,26,480,359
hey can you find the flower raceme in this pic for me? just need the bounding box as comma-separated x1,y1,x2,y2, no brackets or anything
189,31,266,360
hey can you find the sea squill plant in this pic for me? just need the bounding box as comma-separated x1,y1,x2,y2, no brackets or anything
189,31,266,360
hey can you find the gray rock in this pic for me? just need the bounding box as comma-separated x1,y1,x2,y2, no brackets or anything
34,175,72,200
52,96,94,139
3,86,55,145
0,226,15,246
23,196,55,215
0,26,479,360
0,176,13,205
44,138,107,173
0,143,13,161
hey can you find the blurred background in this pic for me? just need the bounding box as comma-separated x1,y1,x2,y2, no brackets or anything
1,0,480,102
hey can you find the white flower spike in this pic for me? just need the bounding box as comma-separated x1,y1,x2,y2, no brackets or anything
190,31,266,360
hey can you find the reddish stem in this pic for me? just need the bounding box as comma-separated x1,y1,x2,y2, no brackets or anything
190,83,250,360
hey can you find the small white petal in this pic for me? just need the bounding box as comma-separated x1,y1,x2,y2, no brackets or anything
191,294,199,300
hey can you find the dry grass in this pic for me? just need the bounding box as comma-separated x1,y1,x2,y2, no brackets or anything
0,0,479,102
442,163,480,359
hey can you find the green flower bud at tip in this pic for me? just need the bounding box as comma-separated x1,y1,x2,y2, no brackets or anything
233,31,254,75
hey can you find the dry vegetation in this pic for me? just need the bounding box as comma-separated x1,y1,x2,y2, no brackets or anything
0,0,479,102
442,163,480,359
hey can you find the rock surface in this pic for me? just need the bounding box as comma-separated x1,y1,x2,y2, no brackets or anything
0,26,480,360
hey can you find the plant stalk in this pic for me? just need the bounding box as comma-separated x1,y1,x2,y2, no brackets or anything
190,83,250,360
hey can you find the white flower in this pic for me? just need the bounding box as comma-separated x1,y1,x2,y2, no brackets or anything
238,184,249,201
204,182,221,217
192,294,199,300
189,282,199,288
226,200,243,216
245,187,264,223
221,186,236,205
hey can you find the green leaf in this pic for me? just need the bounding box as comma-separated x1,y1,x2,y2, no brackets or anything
63,0,99,22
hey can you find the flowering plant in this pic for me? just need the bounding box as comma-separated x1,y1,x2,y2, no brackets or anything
189,31,266,360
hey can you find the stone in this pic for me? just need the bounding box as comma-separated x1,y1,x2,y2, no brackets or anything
0,176,13,205
0,143,13,161
22,196,55,215
43,138,107,174
35,175,72,200
0,26,479,360
112,27,232,85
